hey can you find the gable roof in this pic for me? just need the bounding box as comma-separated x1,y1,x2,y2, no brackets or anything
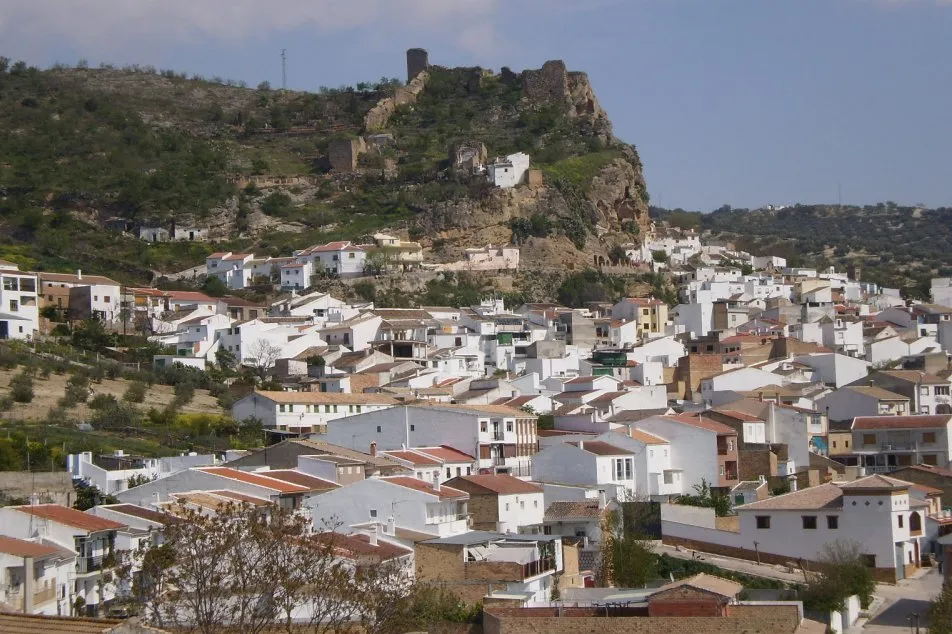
258,470,340,492
11,504,126,532
446,474,543,496
878,370,950,385
0,536,64,558
842,385,909,401
544,500,603,521
250,391,399,405
735,483,844,511
660,414,738,435
568,440,633,456
415,446,476,463
38,271,120,286
195,467,309,493
312,532,412,562
382,476,468,501
654,573,742,599
626,429,669,445
852,414,952,430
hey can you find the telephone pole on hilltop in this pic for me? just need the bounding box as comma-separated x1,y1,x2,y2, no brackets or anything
280,49,287,90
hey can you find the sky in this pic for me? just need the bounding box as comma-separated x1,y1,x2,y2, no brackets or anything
0,0,949,211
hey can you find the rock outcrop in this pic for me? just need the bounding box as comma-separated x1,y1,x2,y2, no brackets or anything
522,60,613,140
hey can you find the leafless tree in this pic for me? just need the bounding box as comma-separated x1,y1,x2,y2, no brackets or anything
247,338,282,379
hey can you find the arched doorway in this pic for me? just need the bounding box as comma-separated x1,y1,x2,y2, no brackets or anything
909,511,922,534
937,404,951,415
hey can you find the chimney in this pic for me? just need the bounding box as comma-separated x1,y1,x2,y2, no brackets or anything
370,441,377,458
758,392,764,402
788,475,798,492
23,556,34,614
578,440,584,452
387,515,396,536
598,490,607,510
76,269,82,280
369,524,379,547
433,473,441,492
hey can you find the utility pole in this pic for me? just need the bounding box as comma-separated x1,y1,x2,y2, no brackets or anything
280,49,287,91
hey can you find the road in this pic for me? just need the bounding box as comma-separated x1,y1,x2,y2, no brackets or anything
655,542,807,584
853,569,941,633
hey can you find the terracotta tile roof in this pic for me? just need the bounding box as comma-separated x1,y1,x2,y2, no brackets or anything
446,474,543,496
0,613,128,633
413,403,532,417
207,490,272,506
907,482,943,496
312,532,412,562
894,464,952,478
166,290,217,302
415,446,476,463
382,476,468,500
99,504,176,525
12,504,126,532
589,391,629,406
654,573,743,599
661,414,738,435
38,271,119,286
621,297,665,306
878,370,950,385
544,500,602,521
735,483,844,511
196,467,309,493
606,408,670,423
0,536,63,558
259,470,340,491
568,440,633,456
852,414,952,430
251,391,399,405
627,429,669,445
842,385,909,401
839,474,910,491
290,439,404,469
711,409,764,422
383,449,440,467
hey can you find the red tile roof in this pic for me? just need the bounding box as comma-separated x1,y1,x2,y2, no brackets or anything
662,414,737,435
260,470,340,491
208,490,272,506
383,450,440,467
447,474,543,496
312,532,412,561
382,476,468,500
196,467,309,493
416,446,476,463
12,505,126,532
568,440,633,456
99,504,176,525
166,291,217,303
852,415,952,430
0,536,63,558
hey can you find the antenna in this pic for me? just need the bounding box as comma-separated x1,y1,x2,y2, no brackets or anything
280,49,287,91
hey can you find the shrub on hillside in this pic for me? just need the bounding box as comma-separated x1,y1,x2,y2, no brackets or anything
9,371,34,403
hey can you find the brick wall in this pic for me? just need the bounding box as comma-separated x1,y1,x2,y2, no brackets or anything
739,449,778,480
484,604,801,634
891,467,952,502
679,354,723,399
460,492,499,531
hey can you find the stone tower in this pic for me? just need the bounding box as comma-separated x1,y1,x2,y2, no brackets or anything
407,48,430,83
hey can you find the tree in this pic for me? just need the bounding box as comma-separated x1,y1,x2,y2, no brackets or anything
599,503,657,587
801,540,876,612
202,276,228,298
9,371,34,403
123,381,147,403
127,473,156,489
216,347,237,370
247,339,282,379
675,479,731,517
931,582,952,634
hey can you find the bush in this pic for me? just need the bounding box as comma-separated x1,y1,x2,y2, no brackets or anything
65,372,91,404
174,382,195,405
9,371,34,403
89,393,119,411
123,381,147,403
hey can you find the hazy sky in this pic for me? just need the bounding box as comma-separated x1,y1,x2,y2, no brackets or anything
0,0,949,210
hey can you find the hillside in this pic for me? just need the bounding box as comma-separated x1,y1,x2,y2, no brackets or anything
0,54,650,285
652,203,952,297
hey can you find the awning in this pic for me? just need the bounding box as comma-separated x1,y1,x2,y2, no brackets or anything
0,312,29,321
811,436,828,452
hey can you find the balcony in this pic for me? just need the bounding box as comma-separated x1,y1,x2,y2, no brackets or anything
76,555,104,574
522,557,556,579
492,432,506,442
492,456,507,467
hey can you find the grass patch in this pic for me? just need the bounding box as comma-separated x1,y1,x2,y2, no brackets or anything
539,150,623,192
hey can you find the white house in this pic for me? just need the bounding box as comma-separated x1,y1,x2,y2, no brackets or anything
0,536,74,615
0,260,39,340
597,428,683,499
532,440,636,499
39,271,122,324
319,313,382,350
851,414,952,472
231,391,399,435
794,352,869,388
381,446,478,484
700,367,781,406
815,385,910,422
0,505,127,616
305,476,469,538
635,414,739,493
487,152,530,189
67,450,218,495
206,252,254,290
446,474,545,534
322,404,537,477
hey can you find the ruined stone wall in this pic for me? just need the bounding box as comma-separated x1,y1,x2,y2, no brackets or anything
364,70,429,131
523,60,569,103
407,48,430,82
328,137,366,172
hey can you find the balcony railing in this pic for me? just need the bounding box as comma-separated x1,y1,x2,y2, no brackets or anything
76,555,104,574
492,456,506,467
880,442,917,451
522,557,556,579
492,432,505,441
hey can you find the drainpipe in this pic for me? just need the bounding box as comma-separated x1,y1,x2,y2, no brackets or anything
23,556,34,614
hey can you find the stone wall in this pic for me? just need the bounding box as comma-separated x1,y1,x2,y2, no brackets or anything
484,604,801,634
416,542,517,604
328,137,367,172
407,48,430,83
523,60,569,103
364,70,429,131
739,449,778,480
0,472,74,506
466,493,499,531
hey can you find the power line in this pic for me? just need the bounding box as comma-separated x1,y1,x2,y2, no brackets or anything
280,49,287,90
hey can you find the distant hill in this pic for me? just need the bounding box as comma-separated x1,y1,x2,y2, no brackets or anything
0,54,650,285
650,203,952,297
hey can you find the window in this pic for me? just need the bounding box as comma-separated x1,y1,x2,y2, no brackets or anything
506,421,513,432
356,405,362,413
505,503,510,511
481,422,488,433
863,434,877,446
802,516,817,530
19,278,35,292
755,516,771,529
898,515,903,528
936,386,950,396
719,465,725,476
625,459,632,479
845,440,850,448
456,467,461,476
410,424,415,432
534,500,538,508
370,509,377,518
8,300,17,312
376,426,382,433
727,439,734,452
466,467,471,475
923,454,938,466
921,406,931,415
93,296,98,301
827,516,839,529
348,252,355,259
1,278,16,291
832,441,837,449
615,459,624,479
923,432,937,444
921,386,931,396
663,471,674,485
543,525,552,535
446,468,451,478
279,404,286,413
103,296,110,303
520,501,525,510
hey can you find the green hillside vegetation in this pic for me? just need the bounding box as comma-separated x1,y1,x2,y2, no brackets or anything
651,203,952,298
0,56,638,285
